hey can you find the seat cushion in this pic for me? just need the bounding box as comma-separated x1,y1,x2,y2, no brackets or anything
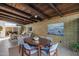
24,44,32,50
41,47,49,53
50,50,56,56
41,51,48,56
17,36,25,45
26,49,37,55
23,43,35,50
41,50,56,56
49,43,58,52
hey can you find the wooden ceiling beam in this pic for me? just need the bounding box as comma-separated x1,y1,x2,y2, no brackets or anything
49,3,63,17
0,16,31,25
27,4,50,18
0,3,38,22
6,3,41,22
21,4,44,21
0,15,29,24
0,16,26,24
5,3,32,17
1,12,32,23
0,9,36,23
0,9,33,23
0,13,31,24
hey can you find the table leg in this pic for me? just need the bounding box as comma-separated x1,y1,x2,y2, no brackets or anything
37,45,42,56
21,45,24,56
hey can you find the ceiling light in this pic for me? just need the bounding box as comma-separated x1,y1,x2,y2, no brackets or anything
35,15,38,18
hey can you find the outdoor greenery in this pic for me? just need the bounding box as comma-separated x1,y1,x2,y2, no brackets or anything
70,42,79,52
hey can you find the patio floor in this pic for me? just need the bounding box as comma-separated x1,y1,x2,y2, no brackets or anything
0,37,77,56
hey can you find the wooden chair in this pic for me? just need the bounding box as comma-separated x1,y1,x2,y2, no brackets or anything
22,43,38,56
18,34,31,54
17,35,27,54
41,43,59,56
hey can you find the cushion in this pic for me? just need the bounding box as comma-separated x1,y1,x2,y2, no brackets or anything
49,43,58,52
23,43,35,50
26,49,37,55
41,47,49,53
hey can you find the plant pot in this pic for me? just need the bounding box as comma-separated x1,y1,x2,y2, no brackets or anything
77,51,79,55
72,49,79,56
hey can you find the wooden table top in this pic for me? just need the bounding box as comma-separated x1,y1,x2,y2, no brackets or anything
24,37,50,46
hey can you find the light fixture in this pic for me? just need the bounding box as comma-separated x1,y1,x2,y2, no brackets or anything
35,15,38,18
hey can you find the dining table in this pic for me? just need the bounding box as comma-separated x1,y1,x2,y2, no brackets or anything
24,37,50,56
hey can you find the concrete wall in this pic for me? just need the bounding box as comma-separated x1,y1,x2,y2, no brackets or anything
25,12,79,48
63,19,78,48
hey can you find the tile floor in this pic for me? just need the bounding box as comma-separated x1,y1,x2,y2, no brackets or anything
0,37,78,56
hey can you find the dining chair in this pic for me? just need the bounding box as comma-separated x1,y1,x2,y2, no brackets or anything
42,37,53,47
17,35,25,54
41,43,58,56
18,35,29,54
22,43,38,56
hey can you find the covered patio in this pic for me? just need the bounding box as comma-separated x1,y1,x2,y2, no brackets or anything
0,3,79,56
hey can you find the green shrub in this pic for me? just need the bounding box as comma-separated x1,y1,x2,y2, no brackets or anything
70,42,79,52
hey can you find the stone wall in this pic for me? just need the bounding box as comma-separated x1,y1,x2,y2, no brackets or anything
25,12,79,48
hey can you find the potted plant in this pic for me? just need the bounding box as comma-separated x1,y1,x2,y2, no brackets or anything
70,42,79,55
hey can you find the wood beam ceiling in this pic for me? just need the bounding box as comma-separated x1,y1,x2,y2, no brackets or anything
0,3,79,25
0,15,26,24
25,4,46,19
49,3,63,17
0,13,31,24
61,4,79,13
0,9,33,24
27,4,50,18
0,3,38,22
7,3,43,21
0,9,33,22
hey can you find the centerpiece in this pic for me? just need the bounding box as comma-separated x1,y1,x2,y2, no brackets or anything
33,36,40,44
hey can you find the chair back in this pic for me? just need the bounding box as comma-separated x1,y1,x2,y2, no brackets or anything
23,43,31,50
49,43,58,52
17,35,25,45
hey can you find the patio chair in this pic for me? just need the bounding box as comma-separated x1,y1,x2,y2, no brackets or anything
17,35,25,54
41,43,58,56
17,35,29,54
22,43,38,56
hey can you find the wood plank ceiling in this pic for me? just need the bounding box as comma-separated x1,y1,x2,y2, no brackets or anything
0,3,79,25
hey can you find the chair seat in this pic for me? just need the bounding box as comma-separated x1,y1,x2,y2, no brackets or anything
41,43,58,56
23,44,35,50
45,43,53,47
23,43,38,55
41,50,48,56
41,47,49,55
26,49,37,55
41,47,49,51
41,50,56,56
